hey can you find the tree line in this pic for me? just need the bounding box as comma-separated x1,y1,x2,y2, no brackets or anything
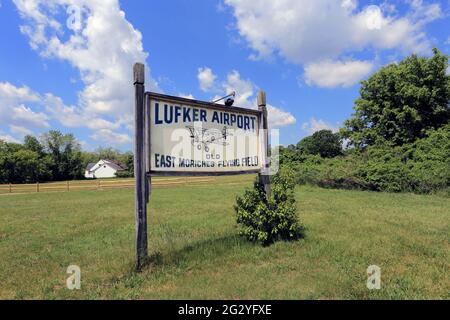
279,49,449,195
0,131,134,184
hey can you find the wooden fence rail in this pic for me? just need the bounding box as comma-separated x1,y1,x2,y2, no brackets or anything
0,176,254,195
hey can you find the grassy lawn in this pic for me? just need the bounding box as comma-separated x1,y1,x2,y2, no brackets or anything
0,177,448,299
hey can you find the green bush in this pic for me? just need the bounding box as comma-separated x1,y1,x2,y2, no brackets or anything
285,125,449,195
234,170,302,245
408,125,450,193
288,154,372,190
355,145,411,192
289,155,323,185
115,171,134,178
316,154,375,191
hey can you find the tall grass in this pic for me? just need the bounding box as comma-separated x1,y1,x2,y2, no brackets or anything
0,178,448,299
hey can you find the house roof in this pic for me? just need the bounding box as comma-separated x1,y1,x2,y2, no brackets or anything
86,160,128,172
86,160,128,173
104,160,128,171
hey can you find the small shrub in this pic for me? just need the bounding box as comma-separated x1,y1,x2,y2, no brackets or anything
408,125,450,193
358,145,412,192
115,171,134,178
234,170,302,246
290,155,323,185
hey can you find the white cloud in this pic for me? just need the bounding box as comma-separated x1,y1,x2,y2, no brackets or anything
225,0,441,64
304,60,374,88
10,125,34,137
90,129,132,146
0,134,21,144
43,93,119,130
204,69,296,128
197,67,217,92
363,5,384,30
341,0,357,12
0,81,128,146
0,82,50,131
267,105,297,128
13,0,159,147
223,70,254,106
380,2,397,15
179,93,195,100
0,82,40,102
408,0,442,25
12,104,50,127
302,117,338,135
446,66,450,76
224,0,442,87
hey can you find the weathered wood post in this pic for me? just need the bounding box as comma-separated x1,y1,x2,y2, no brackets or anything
258,91,271,198
134,63,148,270
145,93,152,204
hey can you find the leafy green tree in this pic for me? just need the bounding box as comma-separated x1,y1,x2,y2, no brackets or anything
279,145,304,165
0,140,9,183
342,49,450,148
24,135,44,156
297,130,342,158
117,151,134,176
41,130,83,181
10,149,47,183
0,140,26,183
95,147,121,161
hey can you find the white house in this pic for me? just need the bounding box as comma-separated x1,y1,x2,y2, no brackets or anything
84,160,128,179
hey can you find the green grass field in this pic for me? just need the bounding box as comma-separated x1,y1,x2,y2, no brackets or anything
0,176,448,300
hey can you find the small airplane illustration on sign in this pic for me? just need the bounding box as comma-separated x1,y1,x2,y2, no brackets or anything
186,126,233,152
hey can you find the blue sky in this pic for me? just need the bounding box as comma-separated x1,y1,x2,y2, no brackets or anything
0,0,449,151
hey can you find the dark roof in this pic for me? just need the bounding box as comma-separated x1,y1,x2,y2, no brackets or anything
104,160,128,171
86,160,128,172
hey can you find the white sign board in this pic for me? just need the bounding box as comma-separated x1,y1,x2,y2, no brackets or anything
148,94,263,174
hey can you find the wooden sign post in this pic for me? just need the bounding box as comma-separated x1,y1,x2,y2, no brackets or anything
132,63,271,270
257,91,271,198
134,63,148,270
